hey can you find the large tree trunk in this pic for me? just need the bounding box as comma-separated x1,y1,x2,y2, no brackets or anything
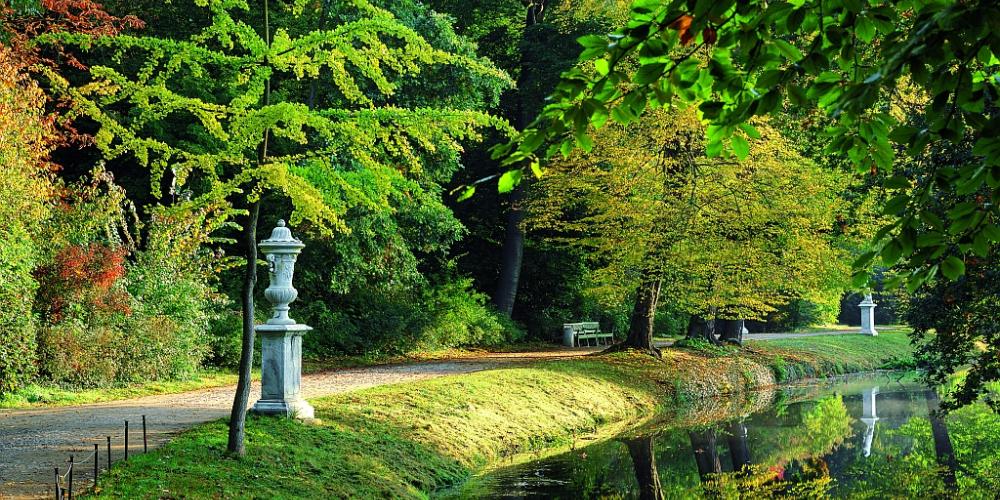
492,0,546,317
686,313,720,345
625,436,664,500
603,278,662,356
493,186,524,316
227,200,260,456
717,318,745,345
925,389,958,490
689,429,722,481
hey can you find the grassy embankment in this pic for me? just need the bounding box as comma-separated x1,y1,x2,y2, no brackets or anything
90,329,914,498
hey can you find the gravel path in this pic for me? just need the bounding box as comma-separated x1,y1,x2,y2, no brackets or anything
0,349,595,499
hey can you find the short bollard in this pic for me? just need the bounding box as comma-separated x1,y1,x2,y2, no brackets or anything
142,415,148,453
124,420,129,461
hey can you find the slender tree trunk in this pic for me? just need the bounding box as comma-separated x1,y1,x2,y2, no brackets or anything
689,429,722,481
726,420,751,472
228,0,271,457
717,318,745,345
227,200,260,456
625,436,664,500
925,389,958,490
492,0,546,317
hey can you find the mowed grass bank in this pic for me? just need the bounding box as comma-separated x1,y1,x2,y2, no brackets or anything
91,330,915,498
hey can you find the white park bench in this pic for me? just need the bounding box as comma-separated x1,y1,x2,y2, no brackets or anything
562,322,614,347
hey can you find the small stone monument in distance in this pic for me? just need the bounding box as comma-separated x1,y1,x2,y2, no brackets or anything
859,293,878,336
251,220,314,419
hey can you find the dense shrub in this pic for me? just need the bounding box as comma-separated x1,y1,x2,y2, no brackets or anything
0,46,54,393
300,278,522,358
34,186,229,387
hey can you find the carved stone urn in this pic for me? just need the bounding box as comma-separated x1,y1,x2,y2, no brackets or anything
251,220,314,419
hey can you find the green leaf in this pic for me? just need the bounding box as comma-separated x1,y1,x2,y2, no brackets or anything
498,169,523,193
739,123,761,139
731,135,750,160
594,59,610,76
855,16,876,43
575,130,594,152
881,239,903,265
456,185,475,202
772,39,802,61
577,34,607,48
941,256,966,280
634,63,666,85
529,160,544,178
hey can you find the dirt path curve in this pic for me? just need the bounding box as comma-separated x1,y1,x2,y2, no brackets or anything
0,349,596,499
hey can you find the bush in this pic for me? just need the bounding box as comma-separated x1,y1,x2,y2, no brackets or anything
34,194,230,387
0,47,53,393
418,278,524,349
300,278,523,358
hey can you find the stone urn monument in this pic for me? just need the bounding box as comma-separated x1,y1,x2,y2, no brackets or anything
251,220,314,419
859,294,878,336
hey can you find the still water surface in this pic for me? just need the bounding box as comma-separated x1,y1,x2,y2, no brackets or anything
458,375,1000,498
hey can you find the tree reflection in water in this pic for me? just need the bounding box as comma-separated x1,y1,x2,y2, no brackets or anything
624,436,663,500
472,380,1000,499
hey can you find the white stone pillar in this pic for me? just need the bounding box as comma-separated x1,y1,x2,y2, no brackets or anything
860,386,879,457
859,294,878,336
251,220,315,420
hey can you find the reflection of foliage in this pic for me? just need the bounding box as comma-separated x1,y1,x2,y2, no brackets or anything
752,396,852,469
838,402,1000,498
703,463,830,499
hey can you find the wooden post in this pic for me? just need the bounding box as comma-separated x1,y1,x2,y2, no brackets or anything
106,436,111,468
124,420,129,461
142,415,148,453
93,443,99,485
54,467,60,500
67,455,73,500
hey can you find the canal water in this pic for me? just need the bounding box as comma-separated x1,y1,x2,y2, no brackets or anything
449,375,1000,498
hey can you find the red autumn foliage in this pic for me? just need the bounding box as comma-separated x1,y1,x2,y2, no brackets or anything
1,0,143,144
670,14,695,46
2,0,143,68
35,243,132,322
702,27,717,45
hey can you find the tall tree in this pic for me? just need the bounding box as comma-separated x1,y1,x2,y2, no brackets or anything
524,107,849,352
41,0,507,455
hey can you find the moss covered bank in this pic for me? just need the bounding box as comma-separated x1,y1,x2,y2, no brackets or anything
91,330,914,498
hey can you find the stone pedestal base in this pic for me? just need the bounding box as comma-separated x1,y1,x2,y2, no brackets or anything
252,398,315,419
251,323,314,420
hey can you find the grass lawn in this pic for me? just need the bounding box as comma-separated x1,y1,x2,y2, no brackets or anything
90,331,915,498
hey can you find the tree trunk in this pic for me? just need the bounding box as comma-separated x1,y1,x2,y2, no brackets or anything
717,318,745,345
686,314,720,345
726,420,751,472
689,429,722,481
925,389,958,490
227,200,260,457
492,0,546,317
627,279,661,351
493,185,524,316
625,436,664,500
